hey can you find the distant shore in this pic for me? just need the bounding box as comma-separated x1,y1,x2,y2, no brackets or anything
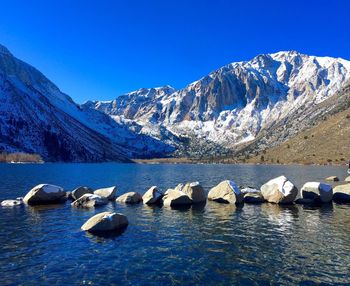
0,152,44,164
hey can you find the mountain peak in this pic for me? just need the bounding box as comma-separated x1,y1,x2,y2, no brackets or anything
0,44,13,56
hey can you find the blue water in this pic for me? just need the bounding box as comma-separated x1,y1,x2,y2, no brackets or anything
1,163,350,285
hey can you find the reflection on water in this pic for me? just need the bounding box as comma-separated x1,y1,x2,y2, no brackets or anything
0,163,350,285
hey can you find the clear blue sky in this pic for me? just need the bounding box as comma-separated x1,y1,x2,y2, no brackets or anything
0,0,349,103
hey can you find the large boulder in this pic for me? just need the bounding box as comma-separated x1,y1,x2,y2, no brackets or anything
325,176,339,182
301,182,333,203
142,186,163,205
94,186,117,200
180,182,206,203
23,184,66,205
345,176,350,182
208,180,243,204
116,192,142,204
71,194,108,208
71,186,94,200
260,176,298,204
1,198,23,207
333,184,350,203
81,212,128,233
162,189,192,207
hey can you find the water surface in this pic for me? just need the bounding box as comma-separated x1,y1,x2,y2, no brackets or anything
1,163,350,285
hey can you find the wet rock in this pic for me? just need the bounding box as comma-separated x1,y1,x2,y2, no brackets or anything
244,192,266,204
142,186,163,205
260,176,298,204
325,176,339,182
116,192,142,204
23,184,66,205
208,180,243,204
1,198,23,207
94,186,117,200
162,188,192,207
301,182,333,203
71,186,94,200
71,194,108,208
333,184,350,203
81,212,128,233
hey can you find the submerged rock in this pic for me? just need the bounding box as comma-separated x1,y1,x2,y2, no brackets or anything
178,182,206,204
94,186,117,200
162,188,192,207
325,176,339,182
81,212,128,233
1,198,23,207
71,186,94,200
71,194,108,208
208,180,243,204
301,182,333,203
116,192,142,204
23,184,66,205
142,186,163,205
333,184,350,203
260,176,298,204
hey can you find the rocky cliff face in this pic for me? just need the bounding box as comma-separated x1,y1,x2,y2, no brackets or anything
90,51,350,158
0,44,173,161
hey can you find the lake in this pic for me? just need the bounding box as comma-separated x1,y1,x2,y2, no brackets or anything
1,163,350,285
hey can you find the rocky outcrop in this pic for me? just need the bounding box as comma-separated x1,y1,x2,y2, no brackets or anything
81,212,128,233
142,186,163,205
23,184,66,205
1,198,23,207
116,192,142,204
333,184,350,203
178,182,206,203
94,186,117,200
71,194,108,208
301,182,333,203
260,176,298,204
71,186,94,200
208,180,243,204
162,189,192,207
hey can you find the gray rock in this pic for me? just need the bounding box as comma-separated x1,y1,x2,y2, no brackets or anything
244,192,266,204
23,184,66,205
301,182,333,203
116,192,142,204
81,212,128,232
178,182,206,204
94,186,117,200
71,194,108,208
162,189,192,207
71,186,94,200
261,176,298,204
208,180,243,204
142,186,163,205
333,184,350,203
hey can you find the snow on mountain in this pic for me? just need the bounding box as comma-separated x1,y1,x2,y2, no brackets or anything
0,44,173,161
89,51,350,156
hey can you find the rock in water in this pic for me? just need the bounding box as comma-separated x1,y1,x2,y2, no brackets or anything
244,192,266,204
94,186,117,200
116,192,142,204
23,184,66,205
345,176,350,182
333,184,350,203
142,186,163,205
71,186,94,200
162,189,192,207
301,182,333,203
81,212,128,233
71,194,108,208
179,182,206,203
325,176,339,182
1,198,23,207
208,180,243,204
260,176,298,204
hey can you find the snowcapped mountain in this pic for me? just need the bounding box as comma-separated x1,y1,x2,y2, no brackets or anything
0,44,173,161
89,51,350,157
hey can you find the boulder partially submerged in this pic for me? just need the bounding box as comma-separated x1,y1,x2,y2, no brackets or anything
208,180,243,204
260,176,298,204
162,188,192,207
333,184,350,203
142,186,163,205
244,192,266,204
325,176,339,182
116,192,142,204
71,194,108,208
71,186,94,200
23,184,66,205
94,186,117,200
180,182,206,204
301,182,333,203
1,198,23,207
81,212,128,233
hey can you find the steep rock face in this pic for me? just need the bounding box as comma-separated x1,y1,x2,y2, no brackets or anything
90,51,350,157
0,44,173,161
